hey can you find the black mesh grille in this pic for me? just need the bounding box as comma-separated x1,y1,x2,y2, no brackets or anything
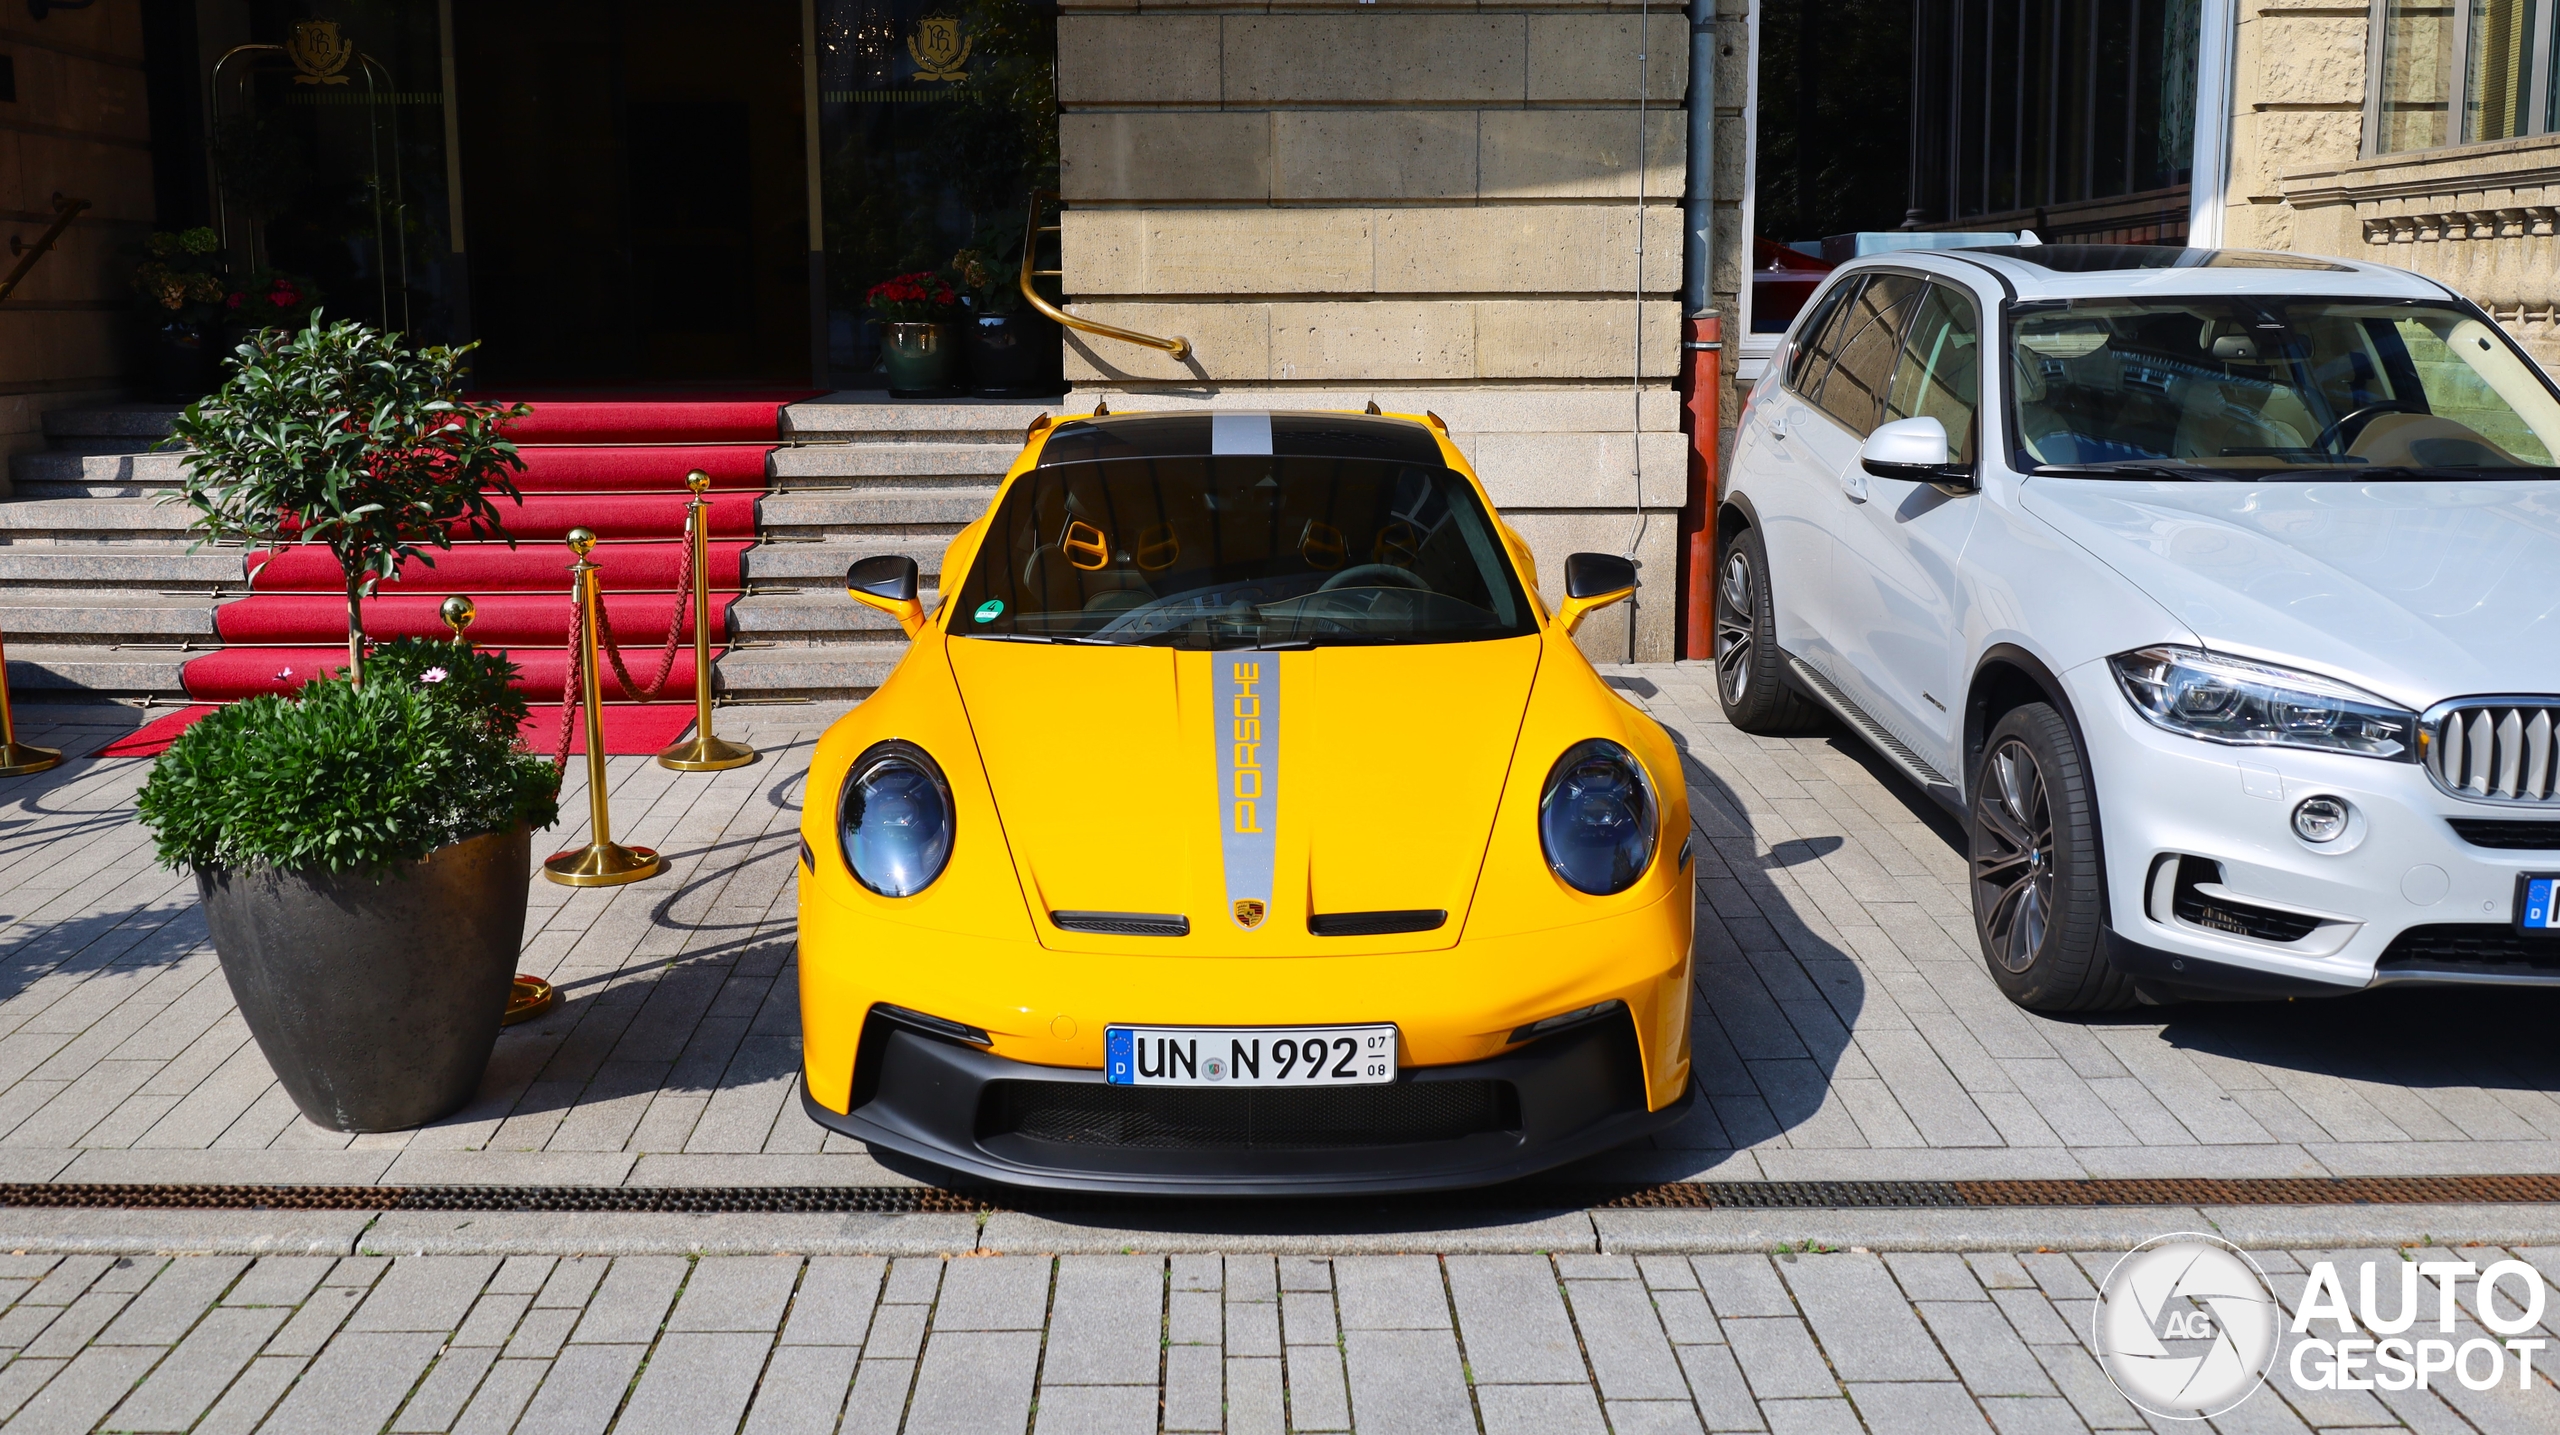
981,1080,1519,1150
2378,923,2560,972
2448,820,2560,851
1309,910,1446,937
1051,911,1189,937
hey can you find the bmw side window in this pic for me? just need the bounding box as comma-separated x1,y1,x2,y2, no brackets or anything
1812,273,1924,437
1785,280,1861,396
1882,283,1982,465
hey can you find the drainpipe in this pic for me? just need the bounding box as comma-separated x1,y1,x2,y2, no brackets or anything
1676,0,1721,661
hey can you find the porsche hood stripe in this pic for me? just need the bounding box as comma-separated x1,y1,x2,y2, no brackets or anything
1211,411,1274,455
1034,411,1443,468
1215,655,1279,930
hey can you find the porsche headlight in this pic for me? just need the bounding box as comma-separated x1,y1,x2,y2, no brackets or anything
838,741,955,896
2109,646,2415,760
1539,739,1657,895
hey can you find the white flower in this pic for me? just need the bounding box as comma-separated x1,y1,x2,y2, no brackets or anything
273,667,293,681
420,667,449,684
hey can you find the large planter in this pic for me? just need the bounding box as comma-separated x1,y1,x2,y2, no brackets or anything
197,826,531,1132
964,311,1063,398
882,321,958,397
148,322,215,403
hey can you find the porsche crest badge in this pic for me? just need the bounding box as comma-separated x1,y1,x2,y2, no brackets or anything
1232,899,1266,929
907,16,972,84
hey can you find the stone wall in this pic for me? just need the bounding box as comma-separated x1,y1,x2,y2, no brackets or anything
2213,3,2558,373
1050,1,1748,662
0,7,152,484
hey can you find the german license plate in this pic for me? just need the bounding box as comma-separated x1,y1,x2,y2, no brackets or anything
1104,1024,1396,1087
2520,875,2560,934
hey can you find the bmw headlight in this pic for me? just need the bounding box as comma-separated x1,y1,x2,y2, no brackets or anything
1539,739,1658,895
838,741,955,896
2109,646,2415,760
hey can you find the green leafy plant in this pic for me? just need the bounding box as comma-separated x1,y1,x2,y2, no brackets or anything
949,248,1017,316
166,315,530,684
135,668,559,876
131,228,228,324
363,637,532,740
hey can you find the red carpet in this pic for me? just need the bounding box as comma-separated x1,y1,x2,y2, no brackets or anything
182,393,816,713
102,703,704,758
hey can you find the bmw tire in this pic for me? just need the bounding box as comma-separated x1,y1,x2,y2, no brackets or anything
1969,702,2134,1012
1713,525,1826,735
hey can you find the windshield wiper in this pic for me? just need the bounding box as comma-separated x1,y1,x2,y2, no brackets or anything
960,632,1114,645
2031,462,2211,481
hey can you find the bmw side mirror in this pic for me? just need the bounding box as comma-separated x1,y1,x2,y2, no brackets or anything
1554,552,1637,636
846,555,926,638
1860,416,1976,491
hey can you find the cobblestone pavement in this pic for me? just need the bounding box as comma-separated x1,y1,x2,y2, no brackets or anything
0,1244,2550,1434
0,667,2557,1190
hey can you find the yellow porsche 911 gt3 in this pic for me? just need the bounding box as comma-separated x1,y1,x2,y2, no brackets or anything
796,409,1695,1193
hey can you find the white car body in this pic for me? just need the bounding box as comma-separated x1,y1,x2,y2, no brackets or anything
1721,244,2560,997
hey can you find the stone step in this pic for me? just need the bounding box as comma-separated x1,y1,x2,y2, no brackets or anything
0,498,197,544
0,592,222,647
758,489,988,538
10,449,189,498
43,405,182,443
727,591,936,646
782,397,1056,446
713,644,902,702
769,441,1017,489
0,547,245,592
4,645,191,698
744,536,949,592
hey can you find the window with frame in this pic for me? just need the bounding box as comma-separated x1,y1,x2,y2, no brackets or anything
2372,0,2559,152
1812,274,1925,437
1883,284,1983,466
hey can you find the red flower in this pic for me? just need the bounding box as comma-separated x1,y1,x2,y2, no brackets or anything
227,293,245,309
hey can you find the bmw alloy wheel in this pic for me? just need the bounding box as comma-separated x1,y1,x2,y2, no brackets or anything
1972,738,2054,973
1715,550,1757,706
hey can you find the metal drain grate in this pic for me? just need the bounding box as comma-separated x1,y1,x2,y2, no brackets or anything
0,1174,2553,1214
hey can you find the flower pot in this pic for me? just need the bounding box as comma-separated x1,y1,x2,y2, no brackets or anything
964,312,1064,398
197,826,532,1132
148,322,215,402
882,321,958,397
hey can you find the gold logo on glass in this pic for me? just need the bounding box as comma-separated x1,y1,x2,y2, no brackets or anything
907,16,972,83
288,20,353,86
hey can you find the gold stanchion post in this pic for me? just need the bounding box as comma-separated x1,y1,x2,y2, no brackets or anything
658,469,755,771
543,529,666,887
0,621,62,778
442,595,559,1023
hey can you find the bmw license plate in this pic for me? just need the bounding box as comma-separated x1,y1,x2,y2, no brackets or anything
2520,875,2560,935
1105,1024,1396,1087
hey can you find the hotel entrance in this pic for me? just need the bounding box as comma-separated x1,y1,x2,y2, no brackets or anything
180,0,1057,389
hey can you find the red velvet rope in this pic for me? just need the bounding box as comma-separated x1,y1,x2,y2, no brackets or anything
549,502,703,770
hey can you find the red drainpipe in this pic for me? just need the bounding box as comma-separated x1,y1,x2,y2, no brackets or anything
1675,312,1722,662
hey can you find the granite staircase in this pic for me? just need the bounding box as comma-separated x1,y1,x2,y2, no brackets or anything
0,398,1051,707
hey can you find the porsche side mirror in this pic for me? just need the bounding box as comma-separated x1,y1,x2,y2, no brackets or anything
1554,552,1637,636
847,555,926,638
1859,416,1977,491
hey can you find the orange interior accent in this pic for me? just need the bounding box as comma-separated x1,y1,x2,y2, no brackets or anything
1063,519,1111,571
1136,524,1181,572
1299,520,1347,570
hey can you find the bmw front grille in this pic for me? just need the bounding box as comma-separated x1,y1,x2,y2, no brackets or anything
2422,698,2560,804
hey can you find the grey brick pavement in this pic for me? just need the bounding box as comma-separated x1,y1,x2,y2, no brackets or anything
0,1247,2537,1432
4,675,2560,1190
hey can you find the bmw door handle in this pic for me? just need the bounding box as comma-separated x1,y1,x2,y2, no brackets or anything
1841,470,1869,502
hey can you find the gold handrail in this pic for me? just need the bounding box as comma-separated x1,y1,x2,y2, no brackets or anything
0,195,92,305
1019,190,1190,363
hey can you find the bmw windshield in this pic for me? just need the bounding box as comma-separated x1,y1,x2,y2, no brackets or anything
947,456,1537,648
2009,298,2560,479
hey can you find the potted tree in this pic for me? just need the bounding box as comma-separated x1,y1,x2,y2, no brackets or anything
950,246,1061,399
139,315,555,1132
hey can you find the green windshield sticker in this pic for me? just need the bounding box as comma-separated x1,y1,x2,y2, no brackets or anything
973,599,1003,623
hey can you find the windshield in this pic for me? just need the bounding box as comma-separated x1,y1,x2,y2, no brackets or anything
947,456,1536,649
2010,298,2560,478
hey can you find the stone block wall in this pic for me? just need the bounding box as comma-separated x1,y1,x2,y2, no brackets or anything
2215,3,2559,373
0,7,152,483
1051,0,1736,662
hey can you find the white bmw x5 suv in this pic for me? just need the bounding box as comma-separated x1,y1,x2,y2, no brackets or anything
1716,243,2560,1011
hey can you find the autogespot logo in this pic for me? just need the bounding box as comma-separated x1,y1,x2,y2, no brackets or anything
2092,1234,2281,1419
